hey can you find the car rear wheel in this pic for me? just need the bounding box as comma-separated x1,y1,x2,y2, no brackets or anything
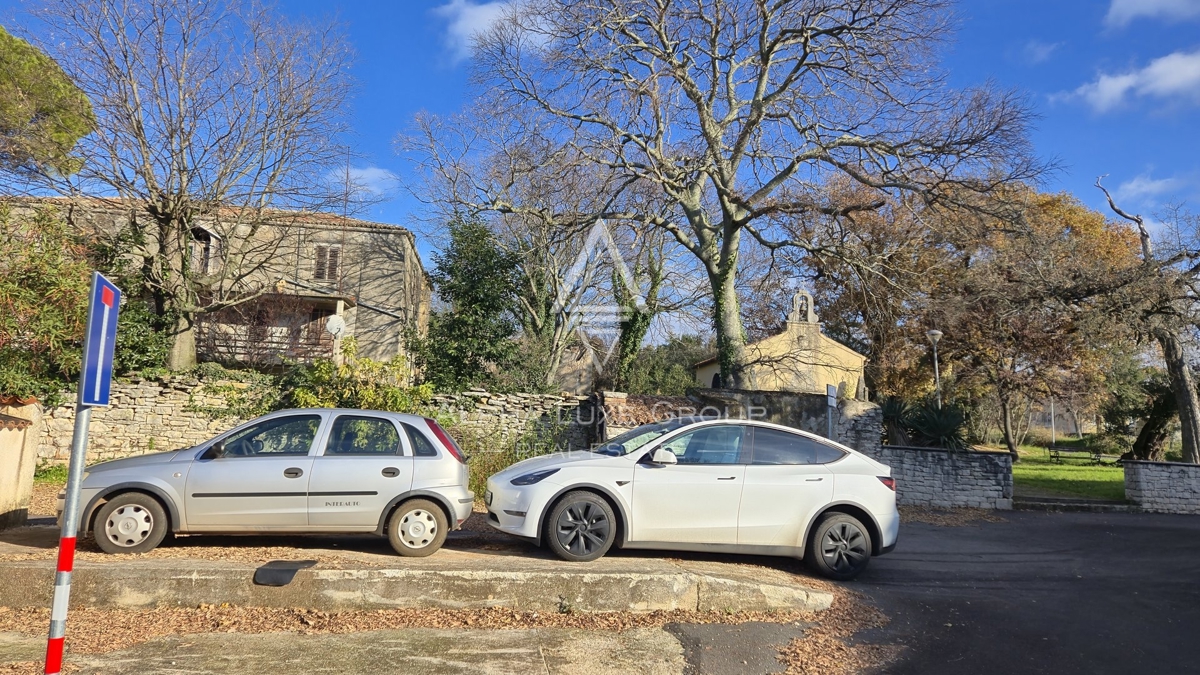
387,499,448,557
94,492,169,554
545,491,616,563
805,512,872,581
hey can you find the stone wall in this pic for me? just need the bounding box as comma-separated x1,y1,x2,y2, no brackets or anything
430,390,596,452
865,446,1014,509
688,388,882,456
1125,461,1200,515
32,379,598,464
34,376,243,463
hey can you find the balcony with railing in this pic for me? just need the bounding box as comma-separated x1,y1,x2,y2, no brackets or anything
195,293,345,365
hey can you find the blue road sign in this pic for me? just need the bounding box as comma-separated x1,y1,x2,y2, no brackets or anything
79,272,121,407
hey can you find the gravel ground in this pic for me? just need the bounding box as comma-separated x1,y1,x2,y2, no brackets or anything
27,483,60,519
899,506,1007,527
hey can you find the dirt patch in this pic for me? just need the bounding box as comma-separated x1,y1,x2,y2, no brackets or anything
776,588,897,674
0,604,817,656
899,506,1007,527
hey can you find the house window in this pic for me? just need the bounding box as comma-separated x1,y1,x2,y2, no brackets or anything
190,228,220,276
314,245,341,281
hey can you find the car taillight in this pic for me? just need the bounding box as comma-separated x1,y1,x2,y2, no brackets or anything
425,418,466,464
878,476,896,491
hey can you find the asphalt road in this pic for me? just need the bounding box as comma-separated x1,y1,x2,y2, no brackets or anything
853,510,1200,675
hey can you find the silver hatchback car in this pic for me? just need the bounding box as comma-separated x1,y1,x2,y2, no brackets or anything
58,409,473,557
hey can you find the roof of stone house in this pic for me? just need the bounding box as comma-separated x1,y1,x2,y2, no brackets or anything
600,393,698,428
4,196,416,237
0,413,32,430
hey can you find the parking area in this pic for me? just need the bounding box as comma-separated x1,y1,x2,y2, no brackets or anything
854,510,1200,674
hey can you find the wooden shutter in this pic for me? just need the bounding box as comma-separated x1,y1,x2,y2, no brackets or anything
327,246,340,280
314,245,328,280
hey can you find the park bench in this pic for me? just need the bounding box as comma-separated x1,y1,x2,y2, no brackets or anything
1047,445,1121,466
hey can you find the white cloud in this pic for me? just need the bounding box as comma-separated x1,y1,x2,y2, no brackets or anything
1115,173,1187,203
1021,40,1061,65
1072,48,1200,112
327,166,400,196
432,0,510,63
1106,0,1200,26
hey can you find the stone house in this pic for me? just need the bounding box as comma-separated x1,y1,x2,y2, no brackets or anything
694,291,867,399
17,198,430,366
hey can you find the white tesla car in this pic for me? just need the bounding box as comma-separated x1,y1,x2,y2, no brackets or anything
485,417,898,580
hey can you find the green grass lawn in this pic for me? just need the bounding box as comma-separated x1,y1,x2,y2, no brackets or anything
1010,446,1126,501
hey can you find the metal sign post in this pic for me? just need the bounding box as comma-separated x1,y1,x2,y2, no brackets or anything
826,384,837,440
44,272,121,675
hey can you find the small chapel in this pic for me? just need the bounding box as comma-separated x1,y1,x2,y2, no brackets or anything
693,290,868,399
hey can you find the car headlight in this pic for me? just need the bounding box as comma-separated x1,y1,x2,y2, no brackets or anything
510,468,560,486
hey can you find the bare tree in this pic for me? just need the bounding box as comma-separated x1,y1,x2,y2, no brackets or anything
470,0,1040,387
28,0,352,369
1097,178,1200,463
404,109,686,388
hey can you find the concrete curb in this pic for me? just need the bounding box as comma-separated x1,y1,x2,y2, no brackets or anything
0,558,833,614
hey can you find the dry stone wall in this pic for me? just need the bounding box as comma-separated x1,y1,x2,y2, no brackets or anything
1125,461,1200,514
33,379,598,464
34,376,243,463
430,389,596,452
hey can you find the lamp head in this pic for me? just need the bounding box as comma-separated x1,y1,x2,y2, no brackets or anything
926,329,943,345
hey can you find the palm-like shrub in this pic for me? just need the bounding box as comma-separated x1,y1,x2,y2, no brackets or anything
906,403,968,451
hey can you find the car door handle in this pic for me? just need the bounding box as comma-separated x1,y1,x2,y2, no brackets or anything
382,467,400,478
283,467,304,479
806,477,824,482
717,476,737,480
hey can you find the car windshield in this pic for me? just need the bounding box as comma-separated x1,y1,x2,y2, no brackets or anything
591,417,703,456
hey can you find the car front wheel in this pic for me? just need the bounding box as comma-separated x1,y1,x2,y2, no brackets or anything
545,491,616,562
387,499,448,557
805,512,873,581
94,492,169,554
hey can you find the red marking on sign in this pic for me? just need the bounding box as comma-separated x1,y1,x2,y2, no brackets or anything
56,537,76,573
100,286,114,307
44,636,64,674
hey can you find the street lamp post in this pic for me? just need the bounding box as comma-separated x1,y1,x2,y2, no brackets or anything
927,329,943,409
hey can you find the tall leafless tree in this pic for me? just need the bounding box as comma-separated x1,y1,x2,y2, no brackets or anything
405,108,701,388
28,0,352,369
470,0,1041,387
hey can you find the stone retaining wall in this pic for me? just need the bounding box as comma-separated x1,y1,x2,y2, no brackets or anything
429,390,596,452
865,446,1014,510
689,389,883,456
1125,460,1200,515
32,378,598,464
34,377,242,462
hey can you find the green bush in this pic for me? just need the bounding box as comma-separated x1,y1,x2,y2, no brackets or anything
280,338,434,413
452,420,566,500
113,300,171,375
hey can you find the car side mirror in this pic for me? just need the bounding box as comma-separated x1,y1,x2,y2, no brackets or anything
650,448,677,465
201,440,225,460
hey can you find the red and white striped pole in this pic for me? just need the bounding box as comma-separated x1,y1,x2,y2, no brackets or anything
44,395,92,673
45,279,115,673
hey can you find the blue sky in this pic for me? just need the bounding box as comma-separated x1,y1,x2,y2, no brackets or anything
291,0,1200,248
4,0,1199,257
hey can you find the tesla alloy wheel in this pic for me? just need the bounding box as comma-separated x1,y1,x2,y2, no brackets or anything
546,491,616,562
805,512,873,581
388,499,448,557
94,492,169,554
